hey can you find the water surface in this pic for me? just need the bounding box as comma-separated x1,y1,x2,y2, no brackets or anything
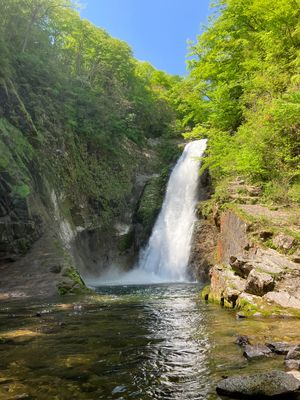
0,284,300,400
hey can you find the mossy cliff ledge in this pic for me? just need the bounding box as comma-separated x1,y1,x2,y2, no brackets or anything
200,203,300,317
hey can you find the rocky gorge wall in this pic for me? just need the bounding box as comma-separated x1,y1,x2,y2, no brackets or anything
197,188,300,317
0,108,179,298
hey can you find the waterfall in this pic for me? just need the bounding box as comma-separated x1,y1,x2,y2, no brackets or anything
86,139,207,286
138,139,207,281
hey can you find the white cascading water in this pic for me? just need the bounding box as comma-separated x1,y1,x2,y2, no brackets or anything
86,139,207,286
137,139,207,281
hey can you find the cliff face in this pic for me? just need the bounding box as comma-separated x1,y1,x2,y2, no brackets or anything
200,201,300,317
0,111,177,298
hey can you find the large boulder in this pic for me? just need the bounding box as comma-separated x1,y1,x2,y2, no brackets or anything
216,371,300,398
245,269,275,296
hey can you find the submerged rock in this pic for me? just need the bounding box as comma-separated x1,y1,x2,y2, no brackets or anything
216,370,300,398
243,344,272,360
235,335,250,347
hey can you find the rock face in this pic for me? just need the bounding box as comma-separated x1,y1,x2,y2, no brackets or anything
216,371,300,398
188,169,217,281
202,208,300,316
0,117,173,298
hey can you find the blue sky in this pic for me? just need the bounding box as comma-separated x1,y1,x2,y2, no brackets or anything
79,0,211,76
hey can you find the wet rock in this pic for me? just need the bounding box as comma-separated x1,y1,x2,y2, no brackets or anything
243,344,272,360
266,342,296,355
273,233,295,251
245,269,275,296
60,369,90,382
264,291,300,310
216,370,300,398
286,345,300,360
229,256,253,278
285,359,300,371
235,335,250,347
236,292,261,310
209,265,246,305
236,311,247,319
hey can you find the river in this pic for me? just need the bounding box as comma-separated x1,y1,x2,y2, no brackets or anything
2,283,299,400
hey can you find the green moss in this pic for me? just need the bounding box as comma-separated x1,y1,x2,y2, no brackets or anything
57,266,90,296
117,230,134,252
136,173,168,234
200,285,211,300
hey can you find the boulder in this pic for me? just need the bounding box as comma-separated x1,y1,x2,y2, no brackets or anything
286,346,300,360
273,233,295,251
216,370,300,398
264,291,300,310
245,269,275,296
230,256,253,278
209,265,246,305
243,344,272,360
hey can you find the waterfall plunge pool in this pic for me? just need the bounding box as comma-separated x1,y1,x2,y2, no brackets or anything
1,141,300,399
1,284,300,400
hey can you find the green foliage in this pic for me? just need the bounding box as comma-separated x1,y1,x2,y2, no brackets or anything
0,0,180,233
178,0,300,203
11,183,31,199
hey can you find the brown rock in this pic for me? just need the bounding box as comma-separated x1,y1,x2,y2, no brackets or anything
245,269,275,296
229,256,253,278
209,265,246,304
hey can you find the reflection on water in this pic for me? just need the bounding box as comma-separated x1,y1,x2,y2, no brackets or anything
0,284,300,400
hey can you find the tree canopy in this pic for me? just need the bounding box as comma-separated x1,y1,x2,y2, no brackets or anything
180,0,300,202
